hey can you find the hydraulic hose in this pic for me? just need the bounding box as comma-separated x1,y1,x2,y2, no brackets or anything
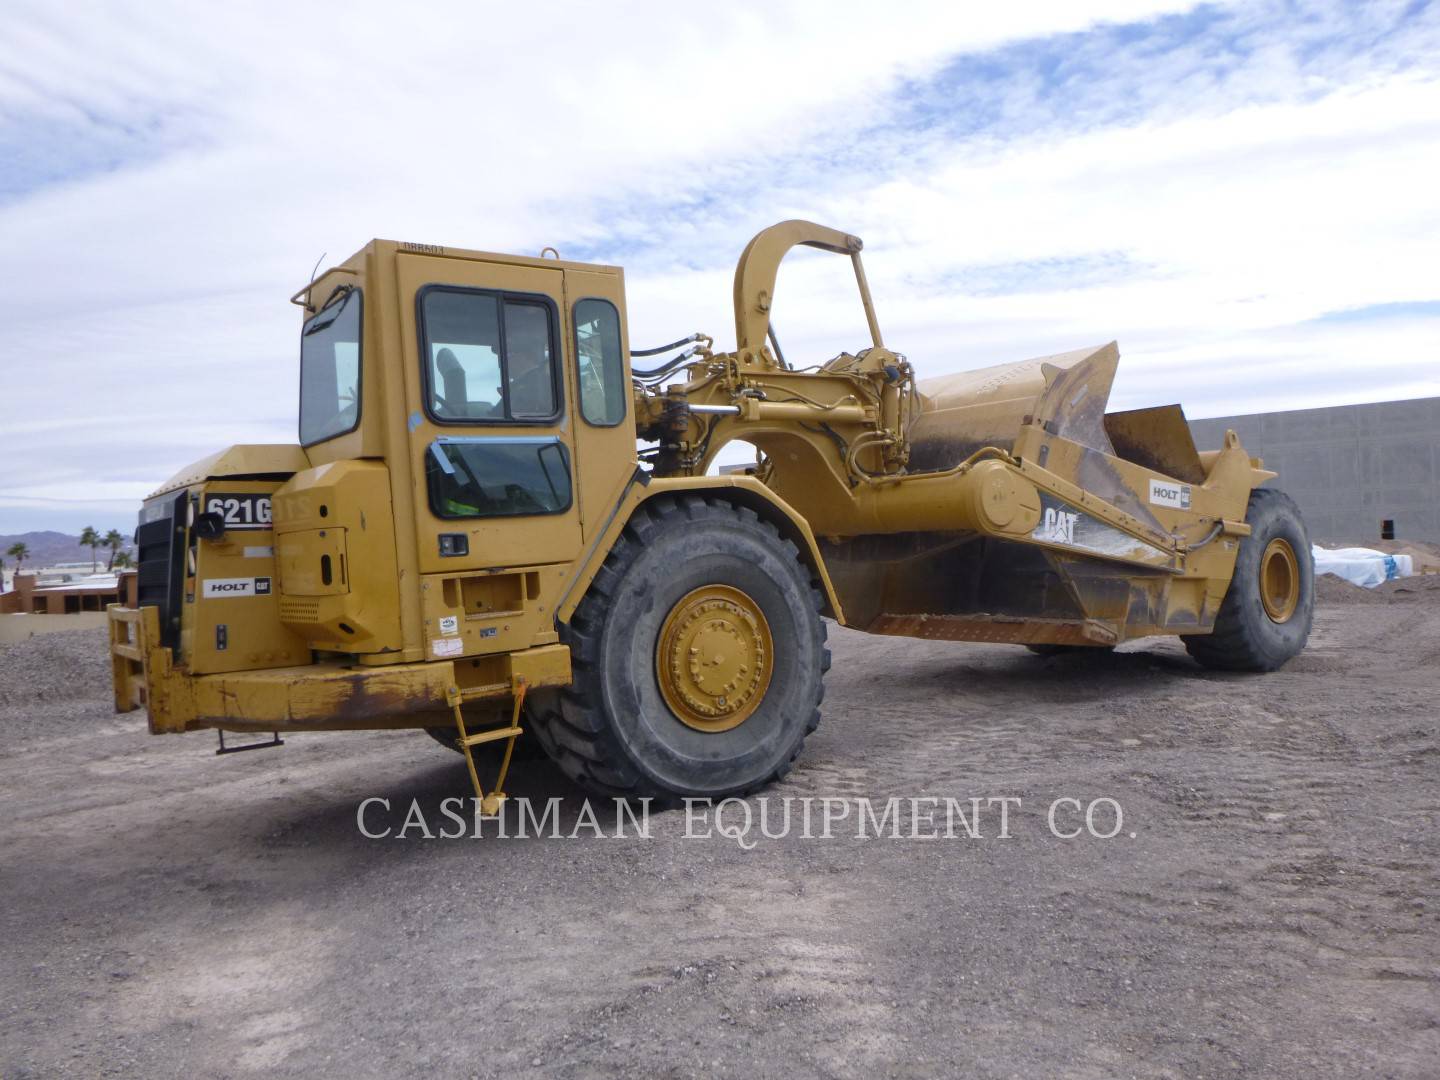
632,348,700,380
631,333,703,358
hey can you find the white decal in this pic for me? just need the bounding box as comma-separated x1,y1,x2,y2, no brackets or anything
432,637,464,658
1033,507,1078,545
1148,478,1191,510
438,615,459,635
204,493,273,530
203,576,271,598
242,546,274,558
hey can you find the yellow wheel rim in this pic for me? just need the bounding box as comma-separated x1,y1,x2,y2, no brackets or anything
1259,537,1300,623
656,585,774,733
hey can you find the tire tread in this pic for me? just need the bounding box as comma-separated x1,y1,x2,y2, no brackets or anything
1184,487,1313,672
530,498,828,802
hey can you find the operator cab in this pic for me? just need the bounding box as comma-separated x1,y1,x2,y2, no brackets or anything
283,241,637,668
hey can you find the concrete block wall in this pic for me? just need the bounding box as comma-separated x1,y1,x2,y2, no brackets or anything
1188,396,1440,543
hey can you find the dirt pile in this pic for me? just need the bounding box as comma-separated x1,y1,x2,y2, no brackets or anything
0,627,110,708
1315,570,1440,605
2,589,1438,1077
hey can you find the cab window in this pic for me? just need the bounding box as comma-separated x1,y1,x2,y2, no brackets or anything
419,287,559,422
573,298,626,426
427,437,572,519
299,288,362,446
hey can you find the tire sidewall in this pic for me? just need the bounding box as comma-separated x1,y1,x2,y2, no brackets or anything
1231,491,1314,667
595,515,823,797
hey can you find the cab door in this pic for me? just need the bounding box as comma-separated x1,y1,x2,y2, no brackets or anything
396,255,583,661
564,268,639,545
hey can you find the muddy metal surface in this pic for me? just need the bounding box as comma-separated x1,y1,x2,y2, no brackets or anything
2,584,1438,1078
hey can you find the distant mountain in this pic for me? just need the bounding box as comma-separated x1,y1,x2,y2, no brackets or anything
0,530,134,571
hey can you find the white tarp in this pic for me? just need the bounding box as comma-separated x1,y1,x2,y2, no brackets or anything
1312,545,1414,588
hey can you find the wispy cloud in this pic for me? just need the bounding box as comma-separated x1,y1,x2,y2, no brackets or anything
1,0,1436,532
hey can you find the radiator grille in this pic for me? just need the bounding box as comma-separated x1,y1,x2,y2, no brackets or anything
279,596,322,624
135,492,187,651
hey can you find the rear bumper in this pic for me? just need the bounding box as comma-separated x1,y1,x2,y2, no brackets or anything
107,604,570,734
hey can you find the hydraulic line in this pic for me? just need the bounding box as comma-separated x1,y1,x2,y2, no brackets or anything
632,347,700,380
631,333,703,357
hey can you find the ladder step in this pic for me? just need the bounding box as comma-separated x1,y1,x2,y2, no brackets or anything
459,682,511,701
460,726,523,748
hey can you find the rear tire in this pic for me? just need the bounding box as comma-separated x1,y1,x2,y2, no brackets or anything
529,495,829,802
1184,487,1313,672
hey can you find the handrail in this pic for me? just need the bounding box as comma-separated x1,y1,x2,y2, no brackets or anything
731,220,881,355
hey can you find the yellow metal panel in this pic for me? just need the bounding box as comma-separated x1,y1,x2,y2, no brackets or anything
113,601,568,734
148,444,310,499
186,479,311,675
510,642,571,690
275,528,348,595
184,660,455,732
420,563,571,660
272,459,403,654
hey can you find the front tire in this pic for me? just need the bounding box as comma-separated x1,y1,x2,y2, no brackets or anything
1184,487,1313,672
529,495,829,802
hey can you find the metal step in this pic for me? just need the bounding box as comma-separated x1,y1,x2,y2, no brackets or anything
459,726,523,749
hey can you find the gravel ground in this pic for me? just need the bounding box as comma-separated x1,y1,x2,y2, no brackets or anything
2,582,1438,1078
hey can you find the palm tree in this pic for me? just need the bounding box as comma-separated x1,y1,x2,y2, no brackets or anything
113,551,135,570
6,541,29,576
104,529,126,571
79,526,100,572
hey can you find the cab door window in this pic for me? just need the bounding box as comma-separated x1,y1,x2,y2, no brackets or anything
573,298,626,426
419,287,560,423
427,437,572,519
502,302,557,418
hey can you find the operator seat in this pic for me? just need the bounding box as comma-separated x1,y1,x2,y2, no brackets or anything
435,348,468,417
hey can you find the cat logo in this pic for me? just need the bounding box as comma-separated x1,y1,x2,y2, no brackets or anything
1033,507,1079,545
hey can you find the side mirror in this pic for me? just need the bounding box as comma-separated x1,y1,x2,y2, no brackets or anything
193,511,227,541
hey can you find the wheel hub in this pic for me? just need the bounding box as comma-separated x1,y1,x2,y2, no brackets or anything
656,585,774,733
1259,537,1300,623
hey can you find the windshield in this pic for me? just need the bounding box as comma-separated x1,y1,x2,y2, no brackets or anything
299,288,362,445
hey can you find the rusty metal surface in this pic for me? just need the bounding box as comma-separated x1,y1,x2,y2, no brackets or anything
864,612,1120,645
1104,405,1207,485
184,660,456,732
1031,343,1119,453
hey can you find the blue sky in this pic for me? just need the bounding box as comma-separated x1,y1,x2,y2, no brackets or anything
1,0,1438,536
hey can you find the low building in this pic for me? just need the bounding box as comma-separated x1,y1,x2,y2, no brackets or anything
1189,396,1440,544
0,570,136,614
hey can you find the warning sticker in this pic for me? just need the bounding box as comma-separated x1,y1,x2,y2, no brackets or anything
432,637,464,658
